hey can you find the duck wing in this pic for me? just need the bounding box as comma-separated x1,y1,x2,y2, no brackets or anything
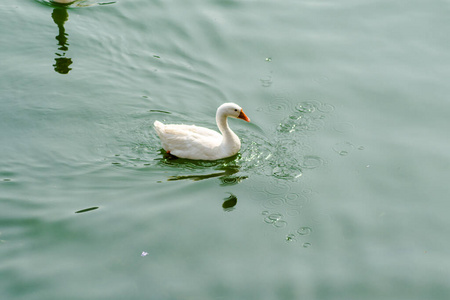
154,122,223,159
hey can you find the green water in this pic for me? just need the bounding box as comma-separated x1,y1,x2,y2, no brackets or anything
2,0,450,299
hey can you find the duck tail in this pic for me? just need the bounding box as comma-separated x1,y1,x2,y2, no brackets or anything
154,121,165,136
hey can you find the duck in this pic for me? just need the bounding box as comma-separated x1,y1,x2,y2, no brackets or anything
154,102,250,160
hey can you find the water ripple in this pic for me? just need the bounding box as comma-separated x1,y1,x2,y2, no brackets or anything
332,141,355,156
297,227,312,236
333,122,354,133
285,193,308,206
267,98,293,113
264,212,283,224
264,180,291,195
247,98,335,245
300,155,323,169
262,197,285,209
264,213,288,228
240,99,332,181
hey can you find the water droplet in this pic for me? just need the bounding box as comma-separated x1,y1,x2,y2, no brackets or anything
285,193,307,206
300,156,323,169
285,193,298,201
302,242,312,248
295,101,317,113
264,213,283,224
273,220,288,228
141,251,149,257
265,57,272,62
333,142,354,156
306,119,325,131
333,122,354,133
287,209,301,216
302,188,313,195
272,165,300,180
297,227,312,236
264,181,291,195
263,198,285,209
263,213,288,228
220,176,246,186
317,103,335,113
272,166,284,177
267,99,292,114
260,76,272,87
286,234,296,242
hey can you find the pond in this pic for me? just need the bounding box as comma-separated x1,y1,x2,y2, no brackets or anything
1,0,450,299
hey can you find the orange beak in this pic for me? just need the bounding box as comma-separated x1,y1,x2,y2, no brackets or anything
238,109,250,122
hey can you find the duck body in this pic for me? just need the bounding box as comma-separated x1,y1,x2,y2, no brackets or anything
154,103,250,160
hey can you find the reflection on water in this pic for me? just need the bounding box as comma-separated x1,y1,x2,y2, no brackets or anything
39,0,117,8
45,0,116,74
167,167,238,182
167,165,247,184
51,0,75,4
52,8,72,74
75,206,99,213
157,152,247,184
222,193,237,212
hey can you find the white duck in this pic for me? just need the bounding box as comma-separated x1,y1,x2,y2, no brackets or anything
154,103,250,160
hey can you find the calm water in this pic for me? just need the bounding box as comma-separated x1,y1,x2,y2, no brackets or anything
1,0,450,299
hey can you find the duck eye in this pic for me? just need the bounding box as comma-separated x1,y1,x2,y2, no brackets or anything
234,109,238,112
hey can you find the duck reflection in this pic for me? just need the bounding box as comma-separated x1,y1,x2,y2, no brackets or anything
161,152,247,184
167,167,247,184
52,7,73,74
222,193,237,212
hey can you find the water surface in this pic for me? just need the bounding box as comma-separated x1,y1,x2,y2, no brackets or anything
1,0,450,299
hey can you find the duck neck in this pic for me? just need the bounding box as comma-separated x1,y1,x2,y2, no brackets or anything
216,113,238,145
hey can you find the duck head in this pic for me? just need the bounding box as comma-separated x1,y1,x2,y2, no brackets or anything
218,102,250,122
